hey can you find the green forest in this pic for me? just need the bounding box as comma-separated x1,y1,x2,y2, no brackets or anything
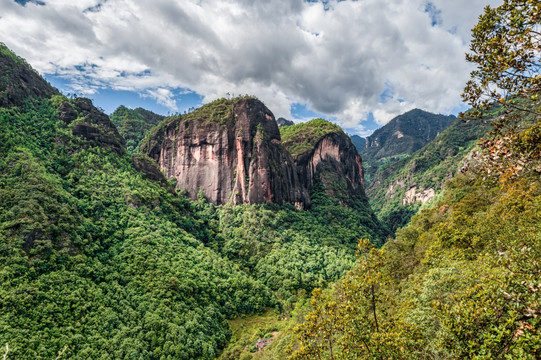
1,0,540,359
0,93,386,358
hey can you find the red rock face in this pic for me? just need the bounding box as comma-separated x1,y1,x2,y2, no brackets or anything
144,98,367,208
145,98,309,206
294,132,367,203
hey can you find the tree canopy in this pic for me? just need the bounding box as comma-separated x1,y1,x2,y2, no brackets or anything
462,0,540,118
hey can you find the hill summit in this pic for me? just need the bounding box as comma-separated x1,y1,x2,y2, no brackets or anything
142,102,367,209
0,43,58,107
363,109,455,161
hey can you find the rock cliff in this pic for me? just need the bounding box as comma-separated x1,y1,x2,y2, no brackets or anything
142,100,367,208
280,119,367,206
142,97,309,206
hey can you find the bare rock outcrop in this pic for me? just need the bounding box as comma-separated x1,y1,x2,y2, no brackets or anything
142,98,309,206
402,186,436,206
70,97,126,155
143,100,367,208
280,119,367,207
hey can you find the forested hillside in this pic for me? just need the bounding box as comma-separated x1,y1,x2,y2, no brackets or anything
2,0,539,358
0,44,384,359
110,105,165,154
361,109,455,186
279,1,541,358
367,114,494,233
288,159,540,359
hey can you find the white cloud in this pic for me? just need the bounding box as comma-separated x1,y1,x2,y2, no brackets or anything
143,88,178,111
0,0,501,132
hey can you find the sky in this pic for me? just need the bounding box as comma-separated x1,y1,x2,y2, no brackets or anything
1,0,501,136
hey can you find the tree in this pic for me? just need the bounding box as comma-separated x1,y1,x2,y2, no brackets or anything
461,0,541,180
462,0,540,119
290,240,420,360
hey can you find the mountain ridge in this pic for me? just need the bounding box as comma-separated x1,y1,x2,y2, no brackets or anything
142,103,369,210
0,45,385,359
363,108,455,161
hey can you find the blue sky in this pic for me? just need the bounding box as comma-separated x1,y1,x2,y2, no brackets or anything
46,74,204,116
2,0,499,136
47,72,383,135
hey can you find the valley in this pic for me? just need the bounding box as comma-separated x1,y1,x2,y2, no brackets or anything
1,1,540,356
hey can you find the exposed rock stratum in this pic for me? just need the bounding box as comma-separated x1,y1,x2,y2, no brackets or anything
142,98,366,208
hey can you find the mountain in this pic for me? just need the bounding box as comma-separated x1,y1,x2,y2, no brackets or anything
0,43,58,107
276,117,294,127
141,103,371,211
141,97,310,207
350,134,366,152
367,115,493,233
0,45,385,359
363,109,455,160
361,109,455,185
110,105,165,153
280,118,367,208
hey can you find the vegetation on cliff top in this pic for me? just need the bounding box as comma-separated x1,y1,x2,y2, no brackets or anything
139,95,258,155
280,118,344,158
110,105,165,154
181,95,258,126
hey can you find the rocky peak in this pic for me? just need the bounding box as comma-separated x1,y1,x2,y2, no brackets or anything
142,97,309,207
143,102,368,208
364,109,455,160
280,119,367,205
276,117,294,127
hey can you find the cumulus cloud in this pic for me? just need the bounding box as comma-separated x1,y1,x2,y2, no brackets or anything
0,0,501,131
143,88,178,111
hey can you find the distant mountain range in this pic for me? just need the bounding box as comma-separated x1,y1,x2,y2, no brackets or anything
350,134,366,152
363,109,455,160
276,117,294,127
110,105,165,153
364,113,493,233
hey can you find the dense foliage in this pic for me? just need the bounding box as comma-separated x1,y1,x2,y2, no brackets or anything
288,165,541,359
462,0,541,182
280,119,344,158
0,97,281,359
110,105,165,153
463,0,540,119
0,46,383,358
